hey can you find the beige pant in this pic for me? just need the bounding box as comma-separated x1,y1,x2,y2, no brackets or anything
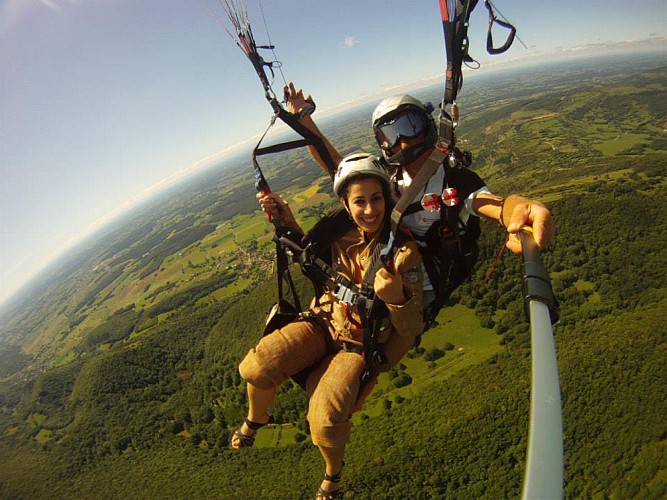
239,319,365,448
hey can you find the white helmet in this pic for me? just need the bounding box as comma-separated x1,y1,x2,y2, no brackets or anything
371,94,428,126
333,153,390,197
372,94,437,166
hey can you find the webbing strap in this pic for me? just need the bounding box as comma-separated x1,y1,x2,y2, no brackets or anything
360,234,390,381
255,139,310,156
253,100,337,181
275,105,337,180
390,148,447,235
274,235,302,312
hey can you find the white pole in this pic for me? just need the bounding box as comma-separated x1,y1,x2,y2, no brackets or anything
521,301,563,499
519,230,563,500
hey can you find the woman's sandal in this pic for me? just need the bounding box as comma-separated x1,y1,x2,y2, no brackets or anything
315,466,344,500
230,416,274,449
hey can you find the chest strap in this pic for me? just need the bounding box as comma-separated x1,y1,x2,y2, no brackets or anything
389,149,447,236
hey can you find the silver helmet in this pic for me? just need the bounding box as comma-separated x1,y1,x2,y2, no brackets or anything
372,94,437,166
333,153,390,197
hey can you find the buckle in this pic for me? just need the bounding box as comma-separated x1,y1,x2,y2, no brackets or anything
340,342,363,354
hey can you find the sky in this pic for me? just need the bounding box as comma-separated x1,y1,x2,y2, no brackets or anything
1,0,665,306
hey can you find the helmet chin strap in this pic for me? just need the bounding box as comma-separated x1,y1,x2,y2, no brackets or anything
384,140,433,167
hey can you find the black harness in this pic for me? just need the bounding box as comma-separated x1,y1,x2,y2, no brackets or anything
265,218,405,391
382,0,517,326
393,163,480,328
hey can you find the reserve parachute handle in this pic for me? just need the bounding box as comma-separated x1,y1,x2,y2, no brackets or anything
519,229,563,500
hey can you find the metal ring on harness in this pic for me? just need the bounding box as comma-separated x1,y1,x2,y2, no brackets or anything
340,341,364,354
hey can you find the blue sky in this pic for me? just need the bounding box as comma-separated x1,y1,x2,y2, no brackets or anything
1,0,665,306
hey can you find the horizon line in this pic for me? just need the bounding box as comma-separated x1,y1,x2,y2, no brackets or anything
1,42,665,309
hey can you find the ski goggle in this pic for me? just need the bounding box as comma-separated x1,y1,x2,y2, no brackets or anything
374,110,428,150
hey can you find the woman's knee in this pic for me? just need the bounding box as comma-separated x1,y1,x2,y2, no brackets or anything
239,349,276,390
307,387,357,439
310,422,352,449
239,320,328,390
306,352,364,444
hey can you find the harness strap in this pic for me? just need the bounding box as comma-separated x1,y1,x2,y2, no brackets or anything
273,233,302,312
358,225,416,392
274,103,337,179
359,240,389,383
253,99,337,194
277,235,377,315
390,148,447,236
255,138,311,156
276,227,397,401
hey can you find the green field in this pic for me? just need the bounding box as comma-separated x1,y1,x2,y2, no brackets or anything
0,55,665,500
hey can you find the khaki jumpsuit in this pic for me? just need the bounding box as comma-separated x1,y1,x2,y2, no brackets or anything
239,225,424,448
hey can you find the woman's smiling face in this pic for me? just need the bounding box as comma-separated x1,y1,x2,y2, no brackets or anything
343,177,385,235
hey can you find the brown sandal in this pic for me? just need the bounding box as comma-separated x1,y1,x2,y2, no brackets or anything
315,466,344,499
230,416,274,449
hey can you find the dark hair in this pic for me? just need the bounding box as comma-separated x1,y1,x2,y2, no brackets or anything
303,177,395,260
338,173,395,209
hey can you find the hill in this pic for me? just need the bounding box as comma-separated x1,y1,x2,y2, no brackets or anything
0,52,666,499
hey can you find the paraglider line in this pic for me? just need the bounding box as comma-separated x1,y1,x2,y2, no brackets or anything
258,0,288,89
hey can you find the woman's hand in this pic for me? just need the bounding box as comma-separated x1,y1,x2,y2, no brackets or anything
374,266,406,306
256,192,299,230
257,191,281,215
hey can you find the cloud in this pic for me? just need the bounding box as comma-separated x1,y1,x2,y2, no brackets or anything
38,0,62,12
0,0,27,34
0,0,68,34
343,35,359,48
